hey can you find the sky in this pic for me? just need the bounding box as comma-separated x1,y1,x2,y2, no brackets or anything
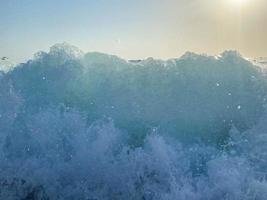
0,0,267,62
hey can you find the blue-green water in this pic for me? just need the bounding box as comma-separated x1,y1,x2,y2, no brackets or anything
0,43,267,199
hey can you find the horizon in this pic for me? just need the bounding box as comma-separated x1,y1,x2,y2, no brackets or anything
1,42,265,65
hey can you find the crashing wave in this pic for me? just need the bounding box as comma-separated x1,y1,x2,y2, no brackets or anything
0,43,267,199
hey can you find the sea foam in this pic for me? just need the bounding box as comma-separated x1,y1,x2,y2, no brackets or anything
0,43,266,199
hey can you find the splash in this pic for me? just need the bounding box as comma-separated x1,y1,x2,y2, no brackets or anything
0,43,267,199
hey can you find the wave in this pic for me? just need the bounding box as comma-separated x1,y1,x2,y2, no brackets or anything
0,43,267,199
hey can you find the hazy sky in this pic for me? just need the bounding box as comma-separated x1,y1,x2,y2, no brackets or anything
1,0,267,62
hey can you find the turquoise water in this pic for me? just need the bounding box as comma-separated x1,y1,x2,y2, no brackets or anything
0,43,267,199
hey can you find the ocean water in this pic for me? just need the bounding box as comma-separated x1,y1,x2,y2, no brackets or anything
0,43,267,199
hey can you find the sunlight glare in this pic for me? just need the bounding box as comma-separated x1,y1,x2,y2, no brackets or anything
230,0,249,6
